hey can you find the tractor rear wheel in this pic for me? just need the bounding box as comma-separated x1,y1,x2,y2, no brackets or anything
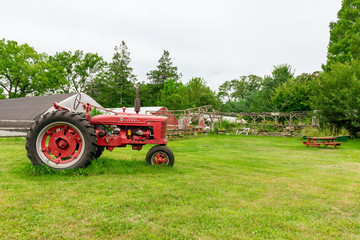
26,111,98,170
146,145,174,166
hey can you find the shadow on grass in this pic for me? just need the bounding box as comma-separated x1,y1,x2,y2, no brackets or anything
20,156,175,178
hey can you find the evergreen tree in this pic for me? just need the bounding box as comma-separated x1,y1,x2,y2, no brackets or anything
324,0,360,70
86,41,136,107
109,41,137,105
146,50,182,104
147,50,182,86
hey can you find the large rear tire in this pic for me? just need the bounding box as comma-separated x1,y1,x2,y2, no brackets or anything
146,145,174,166
25,111,98,170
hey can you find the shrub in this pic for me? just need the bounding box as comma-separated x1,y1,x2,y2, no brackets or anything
313,60,360,134
300,124,349,137
214,120,240,133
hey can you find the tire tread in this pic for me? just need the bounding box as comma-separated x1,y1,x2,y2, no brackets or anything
25,110,98,169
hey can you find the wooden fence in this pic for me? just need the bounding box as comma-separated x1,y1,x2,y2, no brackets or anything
152,106,314,131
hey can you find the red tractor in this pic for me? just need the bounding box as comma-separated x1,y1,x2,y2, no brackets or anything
25,91,174,170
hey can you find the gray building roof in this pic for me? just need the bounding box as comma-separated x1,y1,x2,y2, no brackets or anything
0,93,102,135
0,93,75,121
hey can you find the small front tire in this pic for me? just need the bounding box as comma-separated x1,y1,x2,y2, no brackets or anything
146,145,174,166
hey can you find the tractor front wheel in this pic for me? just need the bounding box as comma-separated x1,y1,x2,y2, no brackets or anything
26,111,98,170
146,145,174,166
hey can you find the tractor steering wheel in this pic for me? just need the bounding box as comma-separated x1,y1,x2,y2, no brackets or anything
73,93,82,110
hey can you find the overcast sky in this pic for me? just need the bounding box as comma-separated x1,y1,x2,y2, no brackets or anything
0,0,341,91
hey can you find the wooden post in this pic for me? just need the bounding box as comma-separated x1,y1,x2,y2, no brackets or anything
219,113,222,129
198,108,201,128
262,114,266,127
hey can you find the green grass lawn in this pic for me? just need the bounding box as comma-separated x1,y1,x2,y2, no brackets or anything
0,135,359,239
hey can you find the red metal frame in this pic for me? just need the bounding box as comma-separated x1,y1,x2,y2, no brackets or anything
54,101,168,151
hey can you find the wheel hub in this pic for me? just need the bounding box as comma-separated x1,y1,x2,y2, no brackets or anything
153,152,168,165
41,125,82,164
56,138,69,150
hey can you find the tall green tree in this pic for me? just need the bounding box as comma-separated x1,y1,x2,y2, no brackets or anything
152,77,219,109
219,75,262,102
85,72,109,106
218,80,234,102
0,39,64,98
313,60,360,133
271,73,317,112
147,50,182,85
183,77,219,109
249,64,294,112
158,79,188,110
86,41,136,107
220,100,248,113
51,50,105,93
137,82,158,107
263,64,294,90
219,75,262,112
324,0,360,70
146,50,182,103
237,75,262,99
109,41,137,105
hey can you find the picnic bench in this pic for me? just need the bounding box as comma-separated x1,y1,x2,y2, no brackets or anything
303,137,342,149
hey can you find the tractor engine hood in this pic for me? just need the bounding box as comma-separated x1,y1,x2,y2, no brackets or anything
90,113,168,126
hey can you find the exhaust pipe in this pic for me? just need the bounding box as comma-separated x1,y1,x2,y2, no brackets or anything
134,86,140,114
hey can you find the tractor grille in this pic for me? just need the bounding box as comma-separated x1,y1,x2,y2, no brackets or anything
161,122,167,138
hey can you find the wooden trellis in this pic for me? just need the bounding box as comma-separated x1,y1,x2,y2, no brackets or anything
224,112,309,125
146,105,311,131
